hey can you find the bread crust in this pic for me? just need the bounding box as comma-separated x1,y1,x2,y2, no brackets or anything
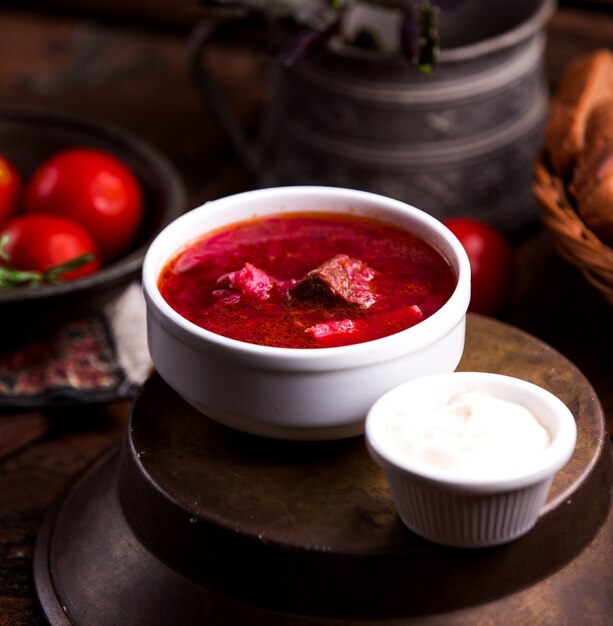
544,49,613,177
571,99,613,245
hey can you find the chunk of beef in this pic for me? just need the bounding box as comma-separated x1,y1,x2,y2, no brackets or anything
305,319,356,343
289,255,378,309
216,263,297,301
217,263,275,301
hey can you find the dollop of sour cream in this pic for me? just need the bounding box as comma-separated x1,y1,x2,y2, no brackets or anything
386,391,551,478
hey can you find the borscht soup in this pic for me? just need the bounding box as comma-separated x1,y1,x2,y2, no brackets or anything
158,212,456,349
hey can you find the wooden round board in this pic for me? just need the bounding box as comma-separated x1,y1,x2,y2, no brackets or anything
35,314,613,625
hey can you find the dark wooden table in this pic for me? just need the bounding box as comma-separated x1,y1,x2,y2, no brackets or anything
1,3,612,624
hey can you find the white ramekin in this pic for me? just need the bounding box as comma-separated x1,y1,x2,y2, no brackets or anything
365,372,577,547
143,186,470,441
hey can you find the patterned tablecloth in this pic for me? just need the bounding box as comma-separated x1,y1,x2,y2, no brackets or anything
0,283,152,409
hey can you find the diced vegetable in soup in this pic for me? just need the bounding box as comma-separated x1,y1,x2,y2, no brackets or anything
158,212,456,348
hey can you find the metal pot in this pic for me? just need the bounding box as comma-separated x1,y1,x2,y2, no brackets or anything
189,0,556,235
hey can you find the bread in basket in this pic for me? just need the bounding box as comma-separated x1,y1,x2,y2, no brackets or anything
534,48,613,306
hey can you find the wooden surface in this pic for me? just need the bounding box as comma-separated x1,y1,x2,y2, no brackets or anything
0,3,613,624
33,316,613,624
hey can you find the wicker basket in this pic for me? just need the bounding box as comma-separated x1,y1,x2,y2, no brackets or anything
533,158,613,307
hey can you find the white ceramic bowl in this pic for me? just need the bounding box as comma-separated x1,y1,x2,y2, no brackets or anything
143,186,471,440
365,372,577,547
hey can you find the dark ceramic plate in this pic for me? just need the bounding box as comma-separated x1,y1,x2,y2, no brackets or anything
0,106,186,347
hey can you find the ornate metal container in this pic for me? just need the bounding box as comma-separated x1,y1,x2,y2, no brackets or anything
191,0,555,235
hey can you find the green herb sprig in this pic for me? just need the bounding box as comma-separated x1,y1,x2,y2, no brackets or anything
0,234,95,289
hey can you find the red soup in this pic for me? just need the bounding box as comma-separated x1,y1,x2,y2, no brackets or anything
158,212,456,349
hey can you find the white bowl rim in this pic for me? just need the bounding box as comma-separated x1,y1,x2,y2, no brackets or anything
365,371,578,493
142,185,471,368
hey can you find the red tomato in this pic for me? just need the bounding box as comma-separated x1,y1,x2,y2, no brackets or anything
0,214,100,280
443,218,517,316
24,148,144,262
0,154,22,226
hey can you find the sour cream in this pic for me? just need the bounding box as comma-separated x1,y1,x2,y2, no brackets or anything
386,391,551,477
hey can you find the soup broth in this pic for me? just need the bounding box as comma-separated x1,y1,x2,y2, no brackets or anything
158,212,456,348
